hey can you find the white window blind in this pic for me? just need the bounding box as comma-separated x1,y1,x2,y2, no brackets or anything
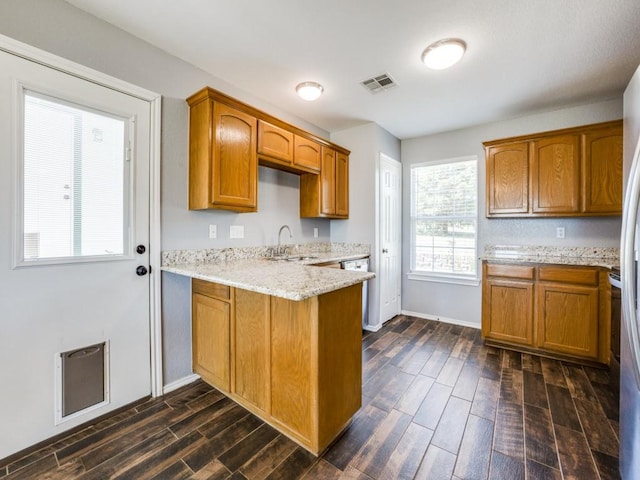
410,156,478,279
22,91,129,263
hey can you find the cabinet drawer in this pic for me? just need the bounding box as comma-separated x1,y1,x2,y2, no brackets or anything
538,266,598,285
486,264,534,280
192,278,231,301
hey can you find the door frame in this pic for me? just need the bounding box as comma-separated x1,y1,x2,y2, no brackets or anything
0,33,164,397
375,152,402,329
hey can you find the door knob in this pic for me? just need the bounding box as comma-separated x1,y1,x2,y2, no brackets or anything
136,245,146,254
382,249,389,253
136,266,148,276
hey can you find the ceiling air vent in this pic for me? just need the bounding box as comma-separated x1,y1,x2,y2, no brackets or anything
360,73,397,94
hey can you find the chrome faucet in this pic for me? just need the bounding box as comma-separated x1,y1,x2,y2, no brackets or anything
277,225,293,256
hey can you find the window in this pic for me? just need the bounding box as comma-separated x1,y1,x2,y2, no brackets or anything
19,90,131,265
410,156,478,282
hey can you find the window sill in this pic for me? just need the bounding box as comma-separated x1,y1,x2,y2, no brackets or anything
407,272,480,287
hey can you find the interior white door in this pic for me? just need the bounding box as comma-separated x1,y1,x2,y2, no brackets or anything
0,48,152,458
379,154,402,324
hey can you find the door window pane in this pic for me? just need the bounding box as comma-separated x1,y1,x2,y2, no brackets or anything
22,91,129,262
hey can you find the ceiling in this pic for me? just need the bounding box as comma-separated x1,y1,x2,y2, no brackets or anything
63,0,640,140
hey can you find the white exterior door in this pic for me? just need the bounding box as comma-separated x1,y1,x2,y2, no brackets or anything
0,46,155,458
379,154,402,324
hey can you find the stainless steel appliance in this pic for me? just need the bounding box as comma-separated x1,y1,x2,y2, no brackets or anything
342,258,369,328
620,64,640,479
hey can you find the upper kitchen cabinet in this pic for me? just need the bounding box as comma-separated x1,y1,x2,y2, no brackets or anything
531,134,580,214
293,136,321,173
486,142,529,215
484,120,623,218
258,120,294,168
582,125,623,214
257,121,321,174
300,146,349,218
187,87,349,214
188,90,258,212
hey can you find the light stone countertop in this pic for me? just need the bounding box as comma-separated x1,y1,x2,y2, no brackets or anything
162,255,375,301
480,245,619,269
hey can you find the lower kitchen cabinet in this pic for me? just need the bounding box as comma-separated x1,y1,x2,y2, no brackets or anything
233,289,270,415
481,264,535,347
482,261,610,364
191,279,363,454
537,266,600,359
192,280,232,391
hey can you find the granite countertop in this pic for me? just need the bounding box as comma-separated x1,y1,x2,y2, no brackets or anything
160,243,374,301
162,257,374,301
480,245,619,269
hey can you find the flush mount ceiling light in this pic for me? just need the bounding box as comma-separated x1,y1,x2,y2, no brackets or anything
296,81,324,101
421,38,467,70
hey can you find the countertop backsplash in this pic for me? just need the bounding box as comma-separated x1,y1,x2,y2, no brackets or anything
481,244,619,268
162,242,370,267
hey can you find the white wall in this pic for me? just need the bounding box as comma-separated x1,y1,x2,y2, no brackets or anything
331,123,401,330
401,99,623,326
0,0,337,419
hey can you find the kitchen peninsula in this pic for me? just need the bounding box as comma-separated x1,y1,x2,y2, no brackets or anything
162,245,374,455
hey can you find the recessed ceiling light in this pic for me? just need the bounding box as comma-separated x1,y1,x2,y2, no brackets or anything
296,81,324,101
421,38,467,70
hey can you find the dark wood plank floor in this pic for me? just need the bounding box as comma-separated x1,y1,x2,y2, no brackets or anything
0,315,620,479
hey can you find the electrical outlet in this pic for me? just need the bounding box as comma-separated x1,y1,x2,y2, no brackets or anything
230,225,244,239
556,227,565,239
208,224,217,239
313,227,319,238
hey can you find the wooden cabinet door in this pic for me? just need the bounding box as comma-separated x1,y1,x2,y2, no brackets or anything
537,283,599,359
233,289,270,414
531,135,580,214
582,126,623,214
486,142,529,215
294,136,321,173
270,296,313,442
335,152,349,217
192,293,230,391
212,102,258,210
482,278,534,346
258,120,294,165
320,147,336,215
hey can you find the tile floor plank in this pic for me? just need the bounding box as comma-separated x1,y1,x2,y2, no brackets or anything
394,375,435,416
574,398,619,457
525,459,562,480
493,399,524,460
352,409,412,478
554,424,600,480
430,396,471,455
547,384,583,431
217,424,280,473
488,451,524,480
453,414,494,480
377,422,432,480
470,377,500,420
523,371,548,409
413,382,453,430
238,435,298,480
523,404,560,469
414,445,457,480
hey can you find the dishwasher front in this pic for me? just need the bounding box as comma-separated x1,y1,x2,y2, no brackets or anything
341,257,369,328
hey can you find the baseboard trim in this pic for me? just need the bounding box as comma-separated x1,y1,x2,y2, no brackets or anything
163,373,200,395
363,324,383,332
401,310,480,330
